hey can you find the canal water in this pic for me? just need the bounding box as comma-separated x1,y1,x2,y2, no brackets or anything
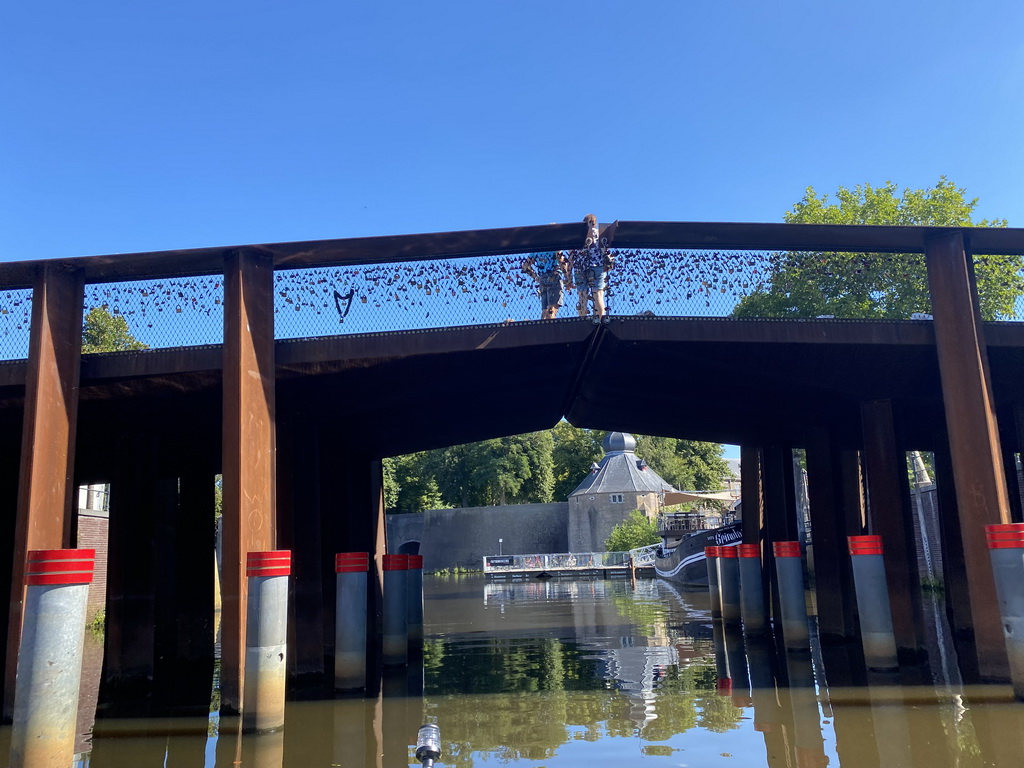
4,574,1024,766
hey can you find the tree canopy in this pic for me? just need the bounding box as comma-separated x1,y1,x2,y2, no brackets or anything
386,424,729,514
732,178,1023,320
82,306,149,353
604,509,660,551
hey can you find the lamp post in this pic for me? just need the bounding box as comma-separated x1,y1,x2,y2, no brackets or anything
498,538,503,556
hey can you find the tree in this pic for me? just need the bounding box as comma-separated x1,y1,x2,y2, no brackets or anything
82,306,149,353
605,509,660,551
634,436,728,491
732,178,1023,320
551,422,606,500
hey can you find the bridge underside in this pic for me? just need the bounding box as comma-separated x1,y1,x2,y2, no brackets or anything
0,315,1013,466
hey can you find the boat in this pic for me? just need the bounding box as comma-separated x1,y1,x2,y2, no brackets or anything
653,491,742,588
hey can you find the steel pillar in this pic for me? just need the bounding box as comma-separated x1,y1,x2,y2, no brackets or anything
926,230,1011,679
3,263,83,719
221,248,277,713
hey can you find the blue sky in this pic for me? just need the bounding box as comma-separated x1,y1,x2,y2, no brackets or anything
3,1,1023,263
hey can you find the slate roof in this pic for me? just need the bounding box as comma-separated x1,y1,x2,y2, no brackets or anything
569,432,676,497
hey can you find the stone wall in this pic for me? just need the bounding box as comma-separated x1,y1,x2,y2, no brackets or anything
386,502,569,572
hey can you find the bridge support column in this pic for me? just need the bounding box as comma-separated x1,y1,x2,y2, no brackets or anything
222,249,277,714
861,399,926,658
926,230,1011,679
762,444,798,650
3,263,83,719
740,445,764,548
805,430,862,643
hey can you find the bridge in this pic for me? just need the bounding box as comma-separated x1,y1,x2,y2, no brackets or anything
1,220,1023,718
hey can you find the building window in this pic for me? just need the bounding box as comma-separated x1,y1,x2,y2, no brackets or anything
611,494,624,503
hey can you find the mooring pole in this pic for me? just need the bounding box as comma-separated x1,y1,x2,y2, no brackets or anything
738,543,767,636
243,551,290,733
406,555,424,656
9,549,94,768
985,524,1024,698
705,546,722,619
848,536,898,670
772,541,809,651
335,552,369,691
718,545,742,627
382,555,409,667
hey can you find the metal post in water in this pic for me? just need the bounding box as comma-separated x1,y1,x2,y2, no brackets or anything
705,546,722,618
985,523,1024,698
406,554,424,655
10,549,94,768
738,543,767,636
848,535,899,670
718,545,742,627
335,552,369,691
772,541,809,651
243,550,290,733
382,554,409,667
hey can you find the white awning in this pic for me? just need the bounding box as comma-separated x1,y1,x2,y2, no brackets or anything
661,490,737,505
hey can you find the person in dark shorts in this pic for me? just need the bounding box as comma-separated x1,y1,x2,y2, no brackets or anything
522,250,570,319
571,214,614,317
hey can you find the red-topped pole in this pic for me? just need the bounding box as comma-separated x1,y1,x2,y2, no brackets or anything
243,551,290,733
705,547,722,619
382,554,409,667
10,549,94,768
335,552,369,691
772,541,809,650
406,554,425,654
847,536,898,670
718,546,742,627
737,544,767,635
986,523,1024,698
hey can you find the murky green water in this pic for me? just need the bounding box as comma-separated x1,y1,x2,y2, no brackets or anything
4,573,1024,766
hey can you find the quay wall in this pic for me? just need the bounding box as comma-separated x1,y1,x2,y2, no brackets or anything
386,503,569,572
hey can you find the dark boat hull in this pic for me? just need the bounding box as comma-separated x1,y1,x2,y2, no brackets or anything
654,523,743,588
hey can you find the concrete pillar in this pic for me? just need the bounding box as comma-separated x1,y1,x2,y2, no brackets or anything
738,543,767,636
847,536,898,671
926,230,1011,679
772,541,809,651
718,546,741,627
9,549,93,768
985,524,1024,698
406,554,424,654
4,263,83,718
242,551,290,733
705,547,722,618
335,552,369,691
382,554,408,667
222,248,277,713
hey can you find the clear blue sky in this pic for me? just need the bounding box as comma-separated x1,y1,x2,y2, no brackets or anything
3,1,1023,263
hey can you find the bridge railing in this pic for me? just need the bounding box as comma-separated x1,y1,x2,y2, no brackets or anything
1,221,1022,360
481,551,639,574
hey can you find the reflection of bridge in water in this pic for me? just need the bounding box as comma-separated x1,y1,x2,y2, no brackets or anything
2,220,1024,720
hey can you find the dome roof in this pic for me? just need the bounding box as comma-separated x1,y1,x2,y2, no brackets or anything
603,432,636,454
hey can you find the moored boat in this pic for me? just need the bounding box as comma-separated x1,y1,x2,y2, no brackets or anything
654,506,742,588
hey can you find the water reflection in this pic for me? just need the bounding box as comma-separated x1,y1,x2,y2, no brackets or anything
8,575,1024,766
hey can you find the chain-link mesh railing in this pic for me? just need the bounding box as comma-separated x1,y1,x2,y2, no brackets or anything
2,244,1021,361
0,289,33,361
82,275,225,353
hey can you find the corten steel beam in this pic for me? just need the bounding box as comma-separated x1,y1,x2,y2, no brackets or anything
740,445,764,546
925,231,1011,679
3,222,1024,289
860,399,926,657
761,443,798,660
805,429,861,642
221,248,277,714
3,262,83,718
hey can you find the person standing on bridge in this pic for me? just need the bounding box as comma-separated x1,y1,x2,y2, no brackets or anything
570,214,615,317
521,249,570,320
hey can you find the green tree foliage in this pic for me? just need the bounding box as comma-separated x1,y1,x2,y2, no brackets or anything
605,509,660,551
81,307,149,353
733,178,1023,320
388,452,447,514
551,422,606,499
635,435,728,491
